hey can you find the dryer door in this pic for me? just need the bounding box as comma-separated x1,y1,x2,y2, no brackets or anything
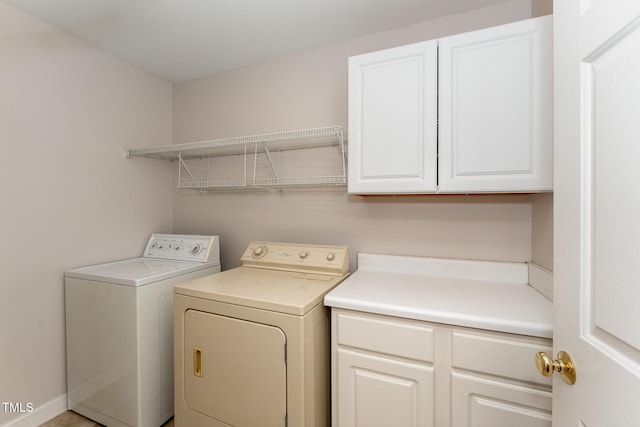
184,309,287,427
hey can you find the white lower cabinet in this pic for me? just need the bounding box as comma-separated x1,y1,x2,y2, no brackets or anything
450,330,552,427
333,310,435,427
451,373,551,427
338,349,435,427
331,309,552,427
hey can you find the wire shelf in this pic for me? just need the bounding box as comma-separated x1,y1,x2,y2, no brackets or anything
127,126,345,160
177,176,347,190
127,126,348,192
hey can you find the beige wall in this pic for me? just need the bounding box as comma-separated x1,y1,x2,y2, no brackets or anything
173,0,536,141
532,193,554,270
530,0,554,272
0,3,173,425
172,0,547,272
532,0,553,17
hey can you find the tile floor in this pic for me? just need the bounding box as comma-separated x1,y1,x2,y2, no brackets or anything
40,411,174,426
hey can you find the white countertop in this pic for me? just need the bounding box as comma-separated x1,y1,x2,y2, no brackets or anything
324,253,553,338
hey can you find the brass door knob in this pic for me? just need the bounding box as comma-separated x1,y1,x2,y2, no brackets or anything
535,350,576,384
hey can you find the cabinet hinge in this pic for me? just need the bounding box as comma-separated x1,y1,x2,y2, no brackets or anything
285,414,288,427
284,342,287,364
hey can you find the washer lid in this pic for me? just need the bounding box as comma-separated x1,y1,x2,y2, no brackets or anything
174,267,349,315
65,257,221,287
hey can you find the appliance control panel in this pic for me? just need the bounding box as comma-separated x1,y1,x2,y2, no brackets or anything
241,241,349,276
143,234,220,263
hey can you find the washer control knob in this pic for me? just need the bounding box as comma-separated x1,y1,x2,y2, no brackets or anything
327,253,336,262
191,244,202,255
299,251,310,259
252,246,268,259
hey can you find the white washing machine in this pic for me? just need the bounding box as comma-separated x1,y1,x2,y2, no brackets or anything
65,234,221,427
173,241,349,427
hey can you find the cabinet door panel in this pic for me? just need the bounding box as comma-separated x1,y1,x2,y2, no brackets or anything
348,41,437,194
451,371,551,427
438,16,553,192
337,349,434,427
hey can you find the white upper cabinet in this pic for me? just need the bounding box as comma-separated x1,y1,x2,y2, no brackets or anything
438,16,553,193
347,16,553,194
348,40,438,194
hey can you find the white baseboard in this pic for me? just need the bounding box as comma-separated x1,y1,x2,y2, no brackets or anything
1,394,67,427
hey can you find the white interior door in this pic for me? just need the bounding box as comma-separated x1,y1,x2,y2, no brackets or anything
554,0,640,425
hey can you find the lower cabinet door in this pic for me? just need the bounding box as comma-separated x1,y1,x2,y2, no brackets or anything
337,348,434,427
451,371,552,427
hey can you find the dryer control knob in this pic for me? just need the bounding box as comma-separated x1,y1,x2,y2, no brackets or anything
191,244,202,255
327,253,336,261
252,246,268,259
299,251,310,259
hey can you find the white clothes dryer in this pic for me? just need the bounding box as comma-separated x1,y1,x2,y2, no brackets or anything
173,241,349,427
65,234,220,427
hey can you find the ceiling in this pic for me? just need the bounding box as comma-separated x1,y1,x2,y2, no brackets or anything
3,0,511,82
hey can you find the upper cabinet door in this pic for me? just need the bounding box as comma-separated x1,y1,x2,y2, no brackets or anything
438,16,553,193
348,40,438,194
